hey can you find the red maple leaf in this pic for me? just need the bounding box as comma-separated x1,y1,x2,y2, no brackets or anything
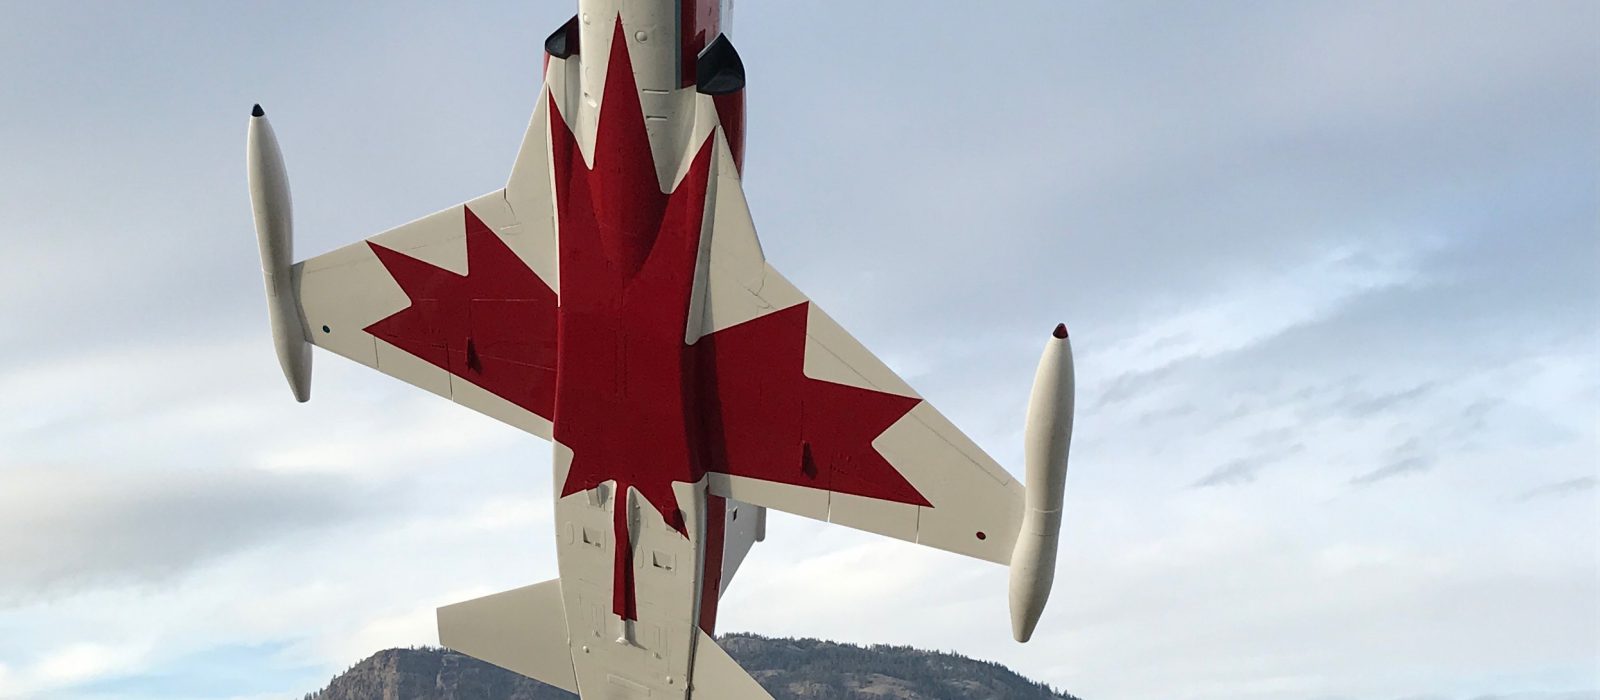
366,17,928,621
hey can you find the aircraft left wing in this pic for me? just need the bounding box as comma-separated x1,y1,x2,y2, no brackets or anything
292,190,559,439
258,88,565,440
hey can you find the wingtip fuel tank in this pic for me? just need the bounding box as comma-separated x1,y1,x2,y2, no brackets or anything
1009,323,1074,642
247,105,312,402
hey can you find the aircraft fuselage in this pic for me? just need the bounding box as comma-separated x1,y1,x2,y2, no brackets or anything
547,2,741,697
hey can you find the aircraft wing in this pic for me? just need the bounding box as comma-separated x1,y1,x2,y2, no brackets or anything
287,91,564,440
694,130,1025,566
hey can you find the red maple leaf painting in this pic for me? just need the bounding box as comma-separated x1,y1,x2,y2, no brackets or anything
364,18,928,622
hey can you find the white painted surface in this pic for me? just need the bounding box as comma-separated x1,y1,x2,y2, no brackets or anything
247,112,312,402
437,579,579,693
1009,331,1074,642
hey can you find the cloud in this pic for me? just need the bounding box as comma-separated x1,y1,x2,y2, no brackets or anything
1517,477,1599,502
1351,455,1434,485
1192,443,1308,489
1084,243,1429,381
1341,382,1440,417
1469,694,1600,700
30,643,147,687
0,463,376,604
1193,457,1267,488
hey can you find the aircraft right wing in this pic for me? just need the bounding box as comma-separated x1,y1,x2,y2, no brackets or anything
691,123,1026,566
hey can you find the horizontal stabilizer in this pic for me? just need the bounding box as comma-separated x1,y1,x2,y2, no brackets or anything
436,579,577,693
691,631,774,699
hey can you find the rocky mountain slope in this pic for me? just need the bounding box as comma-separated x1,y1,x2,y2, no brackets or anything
304,634,1080,700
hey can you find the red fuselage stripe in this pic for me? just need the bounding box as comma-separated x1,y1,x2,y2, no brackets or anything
698,494,727,634
679,0,720,88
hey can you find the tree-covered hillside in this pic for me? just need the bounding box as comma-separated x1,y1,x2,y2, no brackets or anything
304,634,1080,700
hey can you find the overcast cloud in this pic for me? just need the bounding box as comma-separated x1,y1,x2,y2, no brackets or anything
0,2,1595,699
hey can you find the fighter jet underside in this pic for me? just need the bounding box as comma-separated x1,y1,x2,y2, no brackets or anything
246,2,1074,698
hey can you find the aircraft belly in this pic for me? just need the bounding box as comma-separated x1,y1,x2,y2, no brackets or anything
554,446,712,698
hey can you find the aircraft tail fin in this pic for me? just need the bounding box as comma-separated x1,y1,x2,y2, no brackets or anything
690,631,775,699
436,579,578,694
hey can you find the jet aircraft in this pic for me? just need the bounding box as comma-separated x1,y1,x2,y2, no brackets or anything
248,2,1075,697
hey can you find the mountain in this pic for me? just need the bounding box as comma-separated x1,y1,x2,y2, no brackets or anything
303,634,1080,700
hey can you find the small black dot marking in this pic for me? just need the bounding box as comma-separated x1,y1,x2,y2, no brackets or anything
321,325,331,334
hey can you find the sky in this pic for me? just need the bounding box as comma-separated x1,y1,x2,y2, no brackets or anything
0,2,1595,699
